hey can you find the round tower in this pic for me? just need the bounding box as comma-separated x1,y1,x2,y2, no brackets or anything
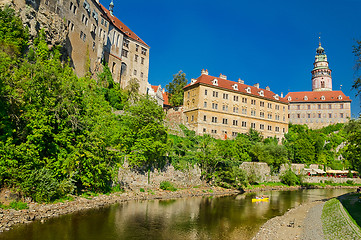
311,40,332,91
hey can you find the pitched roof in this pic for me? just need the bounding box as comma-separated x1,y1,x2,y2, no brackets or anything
185,74,288,103
163,92,169,106
99,4,149,47
285,90,351,103
151,85,160,92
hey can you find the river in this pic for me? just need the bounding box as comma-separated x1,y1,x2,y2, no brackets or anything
0,188,353,240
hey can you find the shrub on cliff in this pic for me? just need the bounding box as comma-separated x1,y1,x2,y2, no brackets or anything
280,169,300,186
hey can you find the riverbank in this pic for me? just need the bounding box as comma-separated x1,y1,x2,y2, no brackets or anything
0,186,239,233
245,183,359,193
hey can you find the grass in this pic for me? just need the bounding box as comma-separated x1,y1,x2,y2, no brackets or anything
338,193,361,229
159,181,177,191
52,195,74,203
0,201,28,210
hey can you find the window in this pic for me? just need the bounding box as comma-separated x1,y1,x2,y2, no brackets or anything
307,114,311,118
191,115,194,122
241,121,247,127
329,113,332,118
318,104,321,109
233,120,238,126
204,101,207,108
133,69,137,76
141,57,144,64
242,97,247,103
234,96,239,101
268,103,272,109
222,105,228,111
233,107,239,113
211,130,217,134
328,104,332,109
91,24,97,35
307,105,311,110
222,118,228,124
318,113,321,118
92,41,95,51
212,103,218,110
275,127,280,132
203,115,207,121
81,14,89,26
203,128,206,133
268,113,272,119
340,113,344,118
251,123,256,129
242,108,247,114
275,105,279,110
205,89,208,95
135,55,138,62
92,10,98,21
223,93,229,99
260,112,265,118
283,128,285,133
260,124,264,130
340,104,344,109
232,132,238,137
267,125,272,131
141,72,144,78
297,113,300,118
70,2,77,14
213,91,218,97
83,0,90,12
275,115,280,120
122,49,128,58
67,21,74,32
80,31,86,41
251,110,256,116
211,117,218,123
141,47,147,55
251,99,256,105
123,39,129,48
260,101,265,107
136,44,139,52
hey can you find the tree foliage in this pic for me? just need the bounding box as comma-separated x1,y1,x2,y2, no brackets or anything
165,71,187,107
353,40,361,99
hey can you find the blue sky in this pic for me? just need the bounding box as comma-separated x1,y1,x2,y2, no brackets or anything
103,0,361,116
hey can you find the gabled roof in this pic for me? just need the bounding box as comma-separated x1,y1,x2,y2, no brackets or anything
285,90,351,103
151,85,160,93
99,4,149,47
185,74,288,103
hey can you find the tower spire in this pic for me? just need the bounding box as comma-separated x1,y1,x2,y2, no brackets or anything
109,0,114,16
311,39,332,91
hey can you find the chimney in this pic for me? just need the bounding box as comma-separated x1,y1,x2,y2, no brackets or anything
253,83,259,89
265,86,270,91
201,69,208,75
219,73,227,79
109,0,114,16
281,92,283,98
162,88,165,94
238,78,244,84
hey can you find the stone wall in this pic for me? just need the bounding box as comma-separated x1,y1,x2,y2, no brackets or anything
302,176,361,184
117,163,203,190
164,107,184,136
240,162,272,182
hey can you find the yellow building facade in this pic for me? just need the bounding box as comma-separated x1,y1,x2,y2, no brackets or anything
183,70,289,140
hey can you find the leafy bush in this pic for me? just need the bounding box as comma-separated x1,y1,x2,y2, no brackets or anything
346,180,354,185
280,169,300,186
160,181,177,191
140,188,145,192
9,201,28,210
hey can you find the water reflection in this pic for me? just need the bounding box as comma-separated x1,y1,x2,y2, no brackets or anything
0,188,353,240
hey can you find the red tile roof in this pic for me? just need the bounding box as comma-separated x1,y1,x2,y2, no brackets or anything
151,85,159,92
185,74,288,103
285,91,351,103
163,92,169,106
99,4,149,47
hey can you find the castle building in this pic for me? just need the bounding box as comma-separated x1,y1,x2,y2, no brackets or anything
13,0,150,94
285,41,351,129
183,70,289,140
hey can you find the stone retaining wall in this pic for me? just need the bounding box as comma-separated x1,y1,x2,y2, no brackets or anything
117,163,203,190
302,176,361,184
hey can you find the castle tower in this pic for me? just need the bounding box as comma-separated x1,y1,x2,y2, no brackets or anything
311,40,332,91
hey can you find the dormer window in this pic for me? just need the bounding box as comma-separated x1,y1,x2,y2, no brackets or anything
191,78,197,84
338,95,343,100
304,96,308,100
246,87,251,93
92,10,98,21
274,94,279,100
288,96,292,101
212,79,218,86
233,84,238,90
259,90,264,96
321,96,325,100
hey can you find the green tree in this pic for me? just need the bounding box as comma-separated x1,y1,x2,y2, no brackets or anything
352,40,361,99
343,118,361,173
166,71,187,107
